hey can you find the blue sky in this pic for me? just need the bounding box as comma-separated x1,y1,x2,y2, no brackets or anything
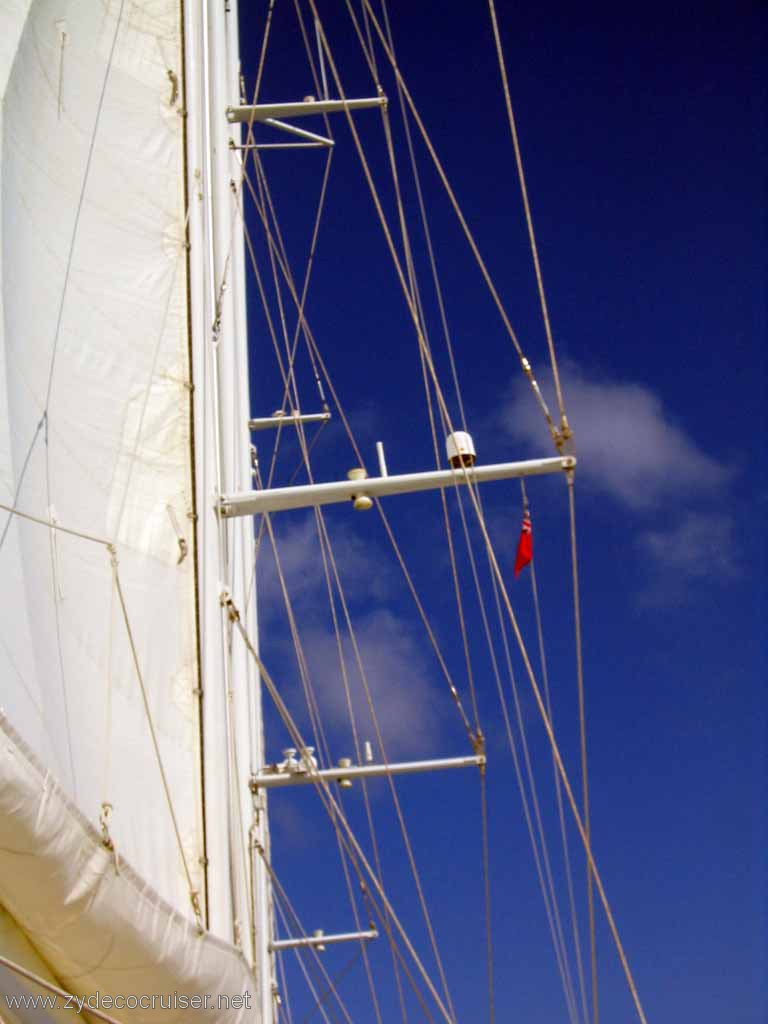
239,3,765,1022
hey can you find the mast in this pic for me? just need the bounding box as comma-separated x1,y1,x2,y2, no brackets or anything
184,0,272,1014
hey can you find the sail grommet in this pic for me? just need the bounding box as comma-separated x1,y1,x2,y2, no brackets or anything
347,468,373,511
446,431,476,469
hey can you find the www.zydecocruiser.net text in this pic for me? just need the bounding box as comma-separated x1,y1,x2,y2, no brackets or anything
4,991,252,1013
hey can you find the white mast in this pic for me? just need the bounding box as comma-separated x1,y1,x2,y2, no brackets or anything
184,0,272,1012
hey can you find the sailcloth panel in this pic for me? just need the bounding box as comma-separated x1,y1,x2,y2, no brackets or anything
0,0,204,926
0,714,256,1023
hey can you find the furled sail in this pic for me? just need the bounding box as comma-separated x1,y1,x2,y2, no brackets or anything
0,0,259,1016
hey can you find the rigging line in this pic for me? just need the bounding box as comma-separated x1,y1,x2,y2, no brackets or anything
247,419,328,611
253,160,300,408
0,955,122,1024
259,490,385,1023
345,0,562,449
379,0,468,433
327,819,386,1024
451,487,581,1024
278,500,420,1024
479,771,496,1024
448,456,581,1015
257,31,638,993
110,547,203,929
567,472,598,1024
260,349,423,1023
411,298,480,735
238,147,331,490
249,149,334,488
243,176,479,1015
308,328,478,745
522,479,590,1024
239,161,478,749
310,503,458,1023
44,440,76,800
249,144,331,414
239,46,626,1022
42,0,126,412
0,502,111,548
255,848,357,1024
277,934,296,1024
284,9,487,761
252,0,276,104
102,578,117,814
258,390,421,1024
0,415,45,553
358,883,438,1024
272,897,334,1024
380,94,482,735
295,42,593,1014
240,192,290,384
314,16,331,104
222,611,257,958
227,608,457,1024
256,144,334,413
233,0,333,281
312,515,407,1024
252,169,308,509
313,0,522,514
260,510,329,766
359,0,380,83
458,491,649,1024
486,0,569,440
297,948,367,1024
292,0,336,143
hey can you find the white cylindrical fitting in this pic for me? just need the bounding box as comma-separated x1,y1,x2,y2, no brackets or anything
446,431,476,469
337,756,353,788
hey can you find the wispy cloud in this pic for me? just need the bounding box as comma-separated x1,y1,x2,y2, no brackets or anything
256,515,392,620
501,363,730,509
257,518,444,757
299,610,443,758
638,512,739,581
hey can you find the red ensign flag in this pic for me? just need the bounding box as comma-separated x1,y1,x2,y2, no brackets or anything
514,512,533,577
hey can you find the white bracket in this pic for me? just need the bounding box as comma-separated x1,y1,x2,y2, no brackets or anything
250,754,485,790
269,928,378,952
249,411,331,432
220,455,576,518
226,97,387,124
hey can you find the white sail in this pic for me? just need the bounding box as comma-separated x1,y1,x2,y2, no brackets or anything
0,0,260,1015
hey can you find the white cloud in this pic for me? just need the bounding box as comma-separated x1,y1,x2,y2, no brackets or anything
256,519,445,758
299,609,443,758
256,515,392,620
501,364,730,508
638,512,739,581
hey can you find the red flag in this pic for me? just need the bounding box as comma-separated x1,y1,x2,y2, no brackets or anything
514,512,532,577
